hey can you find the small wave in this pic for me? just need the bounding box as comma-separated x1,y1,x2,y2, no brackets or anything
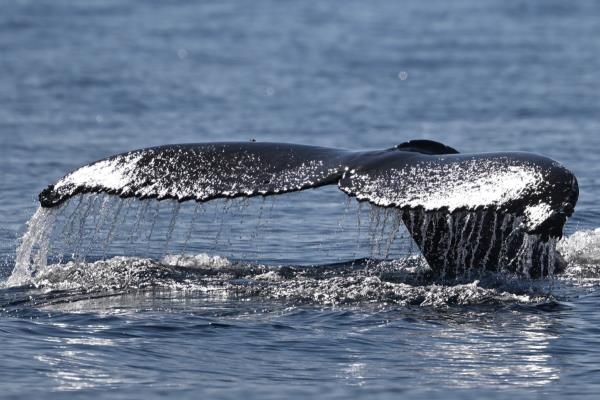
19,254,553,308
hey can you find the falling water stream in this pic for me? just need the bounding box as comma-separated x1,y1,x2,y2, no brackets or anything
5,189,566,308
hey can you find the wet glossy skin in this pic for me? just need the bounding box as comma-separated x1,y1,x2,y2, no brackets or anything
38,140,578,277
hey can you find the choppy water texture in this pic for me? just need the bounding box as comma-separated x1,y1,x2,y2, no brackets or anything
2,1,600,399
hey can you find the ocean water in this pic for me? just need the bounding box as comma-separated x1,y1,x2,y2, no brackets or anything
2,0,600,398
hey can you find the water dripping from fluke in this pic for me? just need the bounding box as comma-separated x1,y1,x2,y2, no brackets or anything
8,206,58,286
400,207,566,281
7,187,575,296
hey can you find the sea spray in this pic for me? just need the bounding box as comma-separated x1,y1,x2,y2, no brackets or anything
557,228,600,265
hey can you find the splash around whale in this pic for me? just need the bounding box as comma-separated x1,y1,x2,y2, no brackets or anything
28,139,578,281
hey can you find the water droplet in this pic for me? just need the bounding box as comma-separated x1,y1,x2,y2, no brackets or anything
177,48,188,59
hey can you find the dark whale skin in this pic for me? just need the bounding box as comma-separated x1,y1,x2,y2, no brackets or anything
38,140,578,278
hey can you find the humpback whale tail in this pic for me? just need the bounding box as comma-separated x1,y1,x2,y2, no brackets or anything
38,140,578,279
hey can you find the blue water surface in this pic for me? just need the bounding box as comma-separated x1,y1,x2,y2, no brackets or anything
1,1,600,399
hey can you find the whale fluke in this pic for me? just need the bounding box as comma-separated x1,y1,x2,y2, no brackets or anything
38,140,578,278
39,142,351,208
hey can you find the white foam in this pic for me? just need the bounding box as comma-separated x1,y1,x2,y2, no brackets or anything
161,253,231,269
4,253,554,307
31,257,161,292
